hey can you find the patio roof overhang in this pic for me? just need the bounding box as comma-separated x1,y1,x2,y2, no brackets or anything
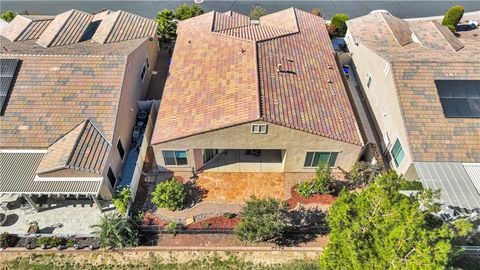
414,162,480,209
0,152,102,197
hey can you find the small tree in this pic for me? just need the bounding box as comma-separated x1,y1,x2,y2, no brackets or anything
156,9,177,41
250,5,267,20
310,8,323,17
331,14,350,37
320,171,472,269
235,197,288,242
347,161,382,186
314,164,334,194
151,178,185,211
175,3,203,20
442,5,464,32
112,185,131,216
0,10,15,22
92,215,139,248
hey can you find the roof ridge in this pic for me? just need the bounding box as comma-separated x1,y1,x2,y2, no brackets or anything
40,9,76,48
381,12,412,46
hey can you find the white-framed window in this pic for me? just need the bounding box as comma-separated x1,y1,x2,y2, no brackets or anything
304,152,338,168
251,124,267,134
383,64,390,76
140,57,149,82
162,150,188,166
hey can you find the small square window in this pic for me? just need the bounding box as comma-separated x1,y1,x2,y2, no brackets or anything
251,124,267,134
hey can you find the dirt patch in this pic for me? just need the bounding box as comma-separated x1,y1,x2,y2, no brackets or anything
187,216,240,230
287,186,336,209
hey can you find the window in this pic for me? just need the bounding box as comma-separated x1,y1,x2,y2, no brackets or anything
251,124,267,134
367,75,373,88
203,149,219,163
163,150,188,166
107,168,117,188
0,59,20,115
304,152,338,168
390,139,405,167
435,80,480,118
117,139,125,160
140,57,149,81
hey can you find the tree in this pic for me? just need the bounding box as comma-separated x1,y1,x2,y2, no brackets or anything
92,215,139,248
235,197,288,242
347,161,383,187
314,164,334,194
331,13,350,37
0,10,15,22
175,3,203,20
310,8,323,17
151,178,185,211
442,5,464,32
250,5,267,20
112,185,131,216
156,9,177,41
320,171,472,269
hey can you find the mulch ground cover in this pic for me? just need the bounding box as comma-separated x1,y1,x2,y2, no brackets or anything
186,216,240,230
287,186,337,209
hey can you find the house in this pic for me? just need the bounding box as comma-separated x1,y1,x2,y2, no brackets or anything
0,9,159,211
345,11,480,209
151,8,365,180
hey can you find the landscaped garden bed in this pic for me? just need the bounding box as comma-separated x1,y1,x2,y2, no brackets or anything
287,186,337,209
187,215,240,230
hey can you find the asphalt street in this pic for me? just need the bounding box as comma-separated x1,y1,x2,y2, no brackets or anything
1,1,479,19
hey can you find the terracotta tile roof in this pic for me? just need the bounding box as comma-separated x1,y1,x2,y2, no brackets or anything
92,10,157,44
347,12,480,162
152,8,363,146
37,119,111,176
0,15,53,42
0,55,125,149
36,9,93,48
381,12,412,46
212,11,250,31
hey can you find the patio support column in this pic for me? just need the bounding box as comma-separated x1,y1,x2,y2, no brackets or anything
91,195,103,212
22,194,40,212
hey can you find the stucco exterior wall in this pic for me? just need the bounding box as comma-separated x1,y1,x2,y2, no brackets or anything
99,37,159,197
152,121,363,174
346,30,414,176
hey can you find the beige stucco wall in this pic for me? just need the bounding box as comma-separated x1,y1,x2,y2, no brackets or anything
152,121,363,174
346,30,414,177
99,37,159,198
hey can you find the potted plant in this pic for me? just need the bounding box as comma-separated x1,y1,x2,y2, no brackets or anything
27,221,40,234
38,237,50,249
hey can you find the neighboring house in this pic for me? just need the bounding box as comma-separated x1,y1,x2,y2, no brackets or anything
346,11,480,209
0,9,159,211
151,8,364,179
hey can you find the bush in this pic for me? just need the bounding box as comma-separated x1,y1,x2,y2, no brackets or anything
1,10,14,22
112,185,131,216
297,180,315,198
151,178,185,211
442,5,464,32
223,212,236,219
314,164,334,194
331,13,350,37
0,232,18,248
156,9,177,41
311,8,323,17
250,5,267,20
166,222,178,235
37,237,66,247
92,215,139,248
235,197,288,242
175,3,203,20
348,162,383,186
398,180,423,190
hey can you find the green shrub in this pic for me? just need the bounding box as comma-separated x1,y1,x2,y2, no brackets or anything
348,162,383,185
250,5,267,20
156,9,177,41
235,196,288,242
151,178,185,211
0,232,18,248
92,215,139,248
66,239,75,248
398,180,423,190
442,5,464,32
314,164,334,194
175,3,203,20
223,212,236,219
166,222,178,235
112,185,131,216
0,10,15,22
331,14,350,37
37,237,66,247
297,180,315,198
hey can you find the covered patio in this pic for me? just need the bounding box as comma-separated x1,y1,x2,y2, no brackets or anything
200,149,285,173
